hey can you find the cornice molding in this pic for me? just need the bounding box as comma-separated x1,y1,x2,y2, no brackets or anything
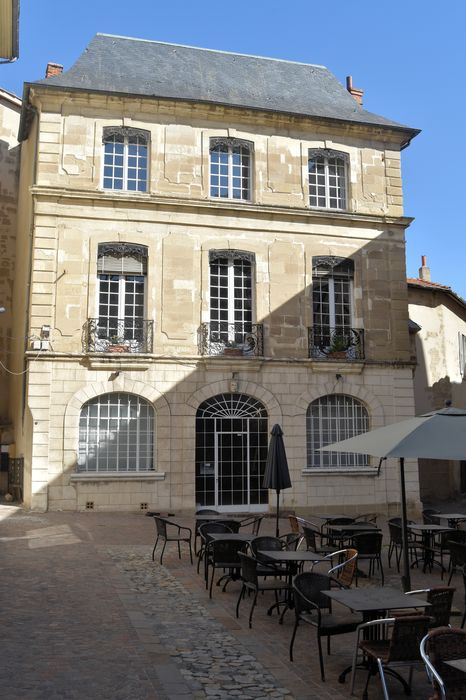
30,185,414,229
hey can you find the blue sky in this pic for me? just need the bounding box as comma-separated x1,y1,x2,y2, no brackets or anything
3,1,465,295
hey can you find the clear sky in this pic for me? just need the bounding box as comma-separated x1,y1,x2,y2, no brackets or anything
2,1,465,295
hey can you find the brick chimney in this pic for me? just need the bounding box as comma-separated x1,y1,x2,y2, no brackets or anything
45,62,63,78
346,75,364,106
419,255,431,282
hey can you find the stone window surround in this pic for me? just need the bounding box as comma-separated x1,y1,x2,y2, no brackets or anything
101,126,150,193
308,148,350,211
209,136,254,202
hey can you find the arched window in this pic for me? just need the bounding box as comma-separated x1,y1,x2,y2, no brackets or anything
102,127,149,192
308,149,348,210
78,393,154,472
307,394,369,468
209,137,252,200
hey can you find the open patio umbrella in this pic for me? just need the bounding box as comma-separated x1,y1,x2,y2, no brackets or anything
321,404,466,591
263,424,292,537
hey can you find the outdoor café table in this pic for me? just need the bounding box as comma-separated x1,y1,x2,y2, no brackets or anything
407,523,455,573
326,523,380,546
258,549,327,621
208,532,255,542
436,513,466,527
445,659,466,672
323,586,431,684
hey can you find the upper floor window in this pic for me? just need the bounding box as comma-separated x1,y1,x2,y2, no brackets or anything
307,394,369,468
96,243,148,351
308,149,348,210
103,127,149,192
209,250,253,339
210,138,252,200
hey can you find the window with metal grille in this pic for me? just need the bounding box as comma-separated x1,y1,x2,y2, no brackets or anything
210,138,252,200
307,394,369,468
97,244,147,344
308,149,348,210
102,127,149,192
209,251,253,346
78,393,154,472
312,256,353,348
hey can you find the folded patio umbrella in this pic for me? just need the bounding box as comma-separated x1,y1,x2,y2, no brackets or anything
321,404,466,591
263,424,292,537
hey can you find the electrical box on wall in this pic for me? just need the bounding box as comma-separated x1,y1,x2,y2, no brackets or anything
31,340,50,351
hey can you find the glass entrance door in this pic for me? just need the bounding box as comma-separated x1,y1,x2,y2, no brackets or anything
195,393,268,512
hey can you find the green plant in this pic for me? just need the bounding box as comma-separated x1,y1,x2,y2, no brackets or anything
329,335,348,352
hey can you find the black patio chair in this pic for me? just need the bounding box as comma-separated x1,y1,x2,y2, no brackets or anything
289,571,362,681
250,535,288,576
235,552,290,628
352,531,384,585
387,517,422,571
351,614,430,698
447,540,466,585
462,565,466,628
205,538,248,598
194,509,219,554
324,517,355,546
421,626,466,700
196,521,233,575
151,516,193,565
404,586,455,628
238,515,264,536
423,508,441,525
302,525,335,556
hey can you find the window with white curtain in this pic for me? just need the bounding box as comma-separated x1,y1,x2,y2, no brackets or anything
78,393,154,472
307,394,369,468
97,243,147,344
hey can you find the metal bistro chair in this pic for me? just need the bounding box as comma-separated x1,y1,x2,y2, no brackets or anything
196,521,233,575
403,586,456,629
462,564,466,628
350,614,430,700
313,548,358,588
205,537,248,598
447,538,466,585
352,531,384,585
250,536,289,577
151,516,193,565
236,552,290,628
325,517,355,547
423,508,441,525
421,626,466,700
194,509,219,554
302,525,335,556
289,572,362,681
387,517,423,571
238,514,264,536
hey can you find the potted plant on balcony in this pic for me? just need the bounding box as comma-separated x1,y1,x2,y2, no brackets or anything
222,340,243,357
327,334,349,359
108,335,128,353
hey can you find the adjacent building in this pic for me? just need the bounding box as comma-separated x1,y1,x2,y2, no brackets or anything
9,35,421,513
408,257,466,501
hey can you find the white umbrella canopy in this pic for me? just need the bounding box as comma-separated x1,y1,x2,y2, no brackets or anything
321,405,466,591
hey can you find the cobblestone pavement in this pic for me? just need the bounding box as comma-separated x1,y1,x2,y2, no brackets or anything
0,505,455,699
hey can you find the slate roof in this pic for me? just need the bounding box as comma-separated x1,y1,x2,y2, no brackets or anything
28,34,417,137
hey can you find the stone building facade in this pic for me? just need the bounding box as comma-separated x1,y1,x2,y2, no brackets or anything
408,258,466,501
0,88,21,452
10,35,421,513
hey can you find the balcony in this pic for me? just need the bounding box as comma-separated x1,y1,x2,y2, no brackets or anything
199,322,263,357
308,326,364,361
84,318,154,354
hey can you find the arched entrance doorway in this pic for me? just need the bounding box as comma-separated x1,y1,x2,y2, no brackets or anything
195,393,268,512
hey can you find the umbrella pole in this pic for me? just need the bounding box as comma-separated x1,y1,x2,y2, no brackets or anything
276,489,280,538
399,457,412,592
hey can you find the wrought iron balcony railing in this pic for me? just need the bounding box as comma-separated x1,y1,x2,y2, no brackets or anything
199,322,263,357
308,326,364,361
84,318,154,354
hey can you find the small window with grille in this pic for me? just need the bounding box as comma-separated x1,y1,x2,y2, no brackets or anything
209,138,252,201
308,149,348,210
102,127,149,192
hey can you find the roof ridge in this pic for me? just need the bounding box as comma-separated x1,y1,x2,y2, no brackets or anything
95,33,327,70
